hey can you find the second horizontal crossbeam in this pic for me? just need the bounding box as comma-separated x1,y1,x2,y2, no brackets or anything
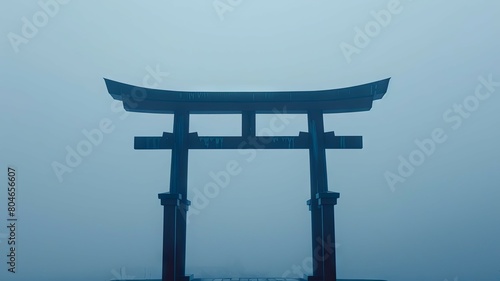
134,132,362,150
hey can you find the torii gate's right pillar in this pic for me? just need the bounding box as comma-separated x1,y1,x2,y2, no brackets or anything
307,110,339,281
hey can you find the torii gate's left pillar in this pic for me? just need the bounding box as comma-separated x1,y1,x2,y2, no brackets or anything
159,110,192,281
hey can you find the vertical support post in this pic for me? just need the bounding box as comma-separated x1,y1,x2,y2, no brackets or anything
158,193,181,281
161,111,192,281
307,110,328,193
317,192,340,281
307,110,336,281
242,110,256,138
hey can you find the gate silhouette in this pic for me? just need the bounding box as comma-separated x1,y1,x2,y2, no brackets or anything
104,77,391,281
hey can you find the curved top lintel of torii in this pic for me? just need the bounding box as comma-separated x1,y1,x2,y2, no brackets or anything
104,77,391,114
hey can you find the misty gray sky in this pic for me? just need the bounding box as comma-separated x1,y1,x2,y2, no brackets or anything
1,1,499,281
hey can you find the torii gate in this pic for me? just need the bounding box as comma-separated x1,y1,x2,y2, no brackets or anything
104,77,391,281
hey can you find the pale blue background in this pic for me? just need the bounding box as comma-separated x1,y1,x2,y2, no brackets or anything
1,1,499,281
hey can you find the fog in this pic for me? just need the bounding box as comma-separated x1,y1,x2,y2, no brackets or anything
1,1,499,281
